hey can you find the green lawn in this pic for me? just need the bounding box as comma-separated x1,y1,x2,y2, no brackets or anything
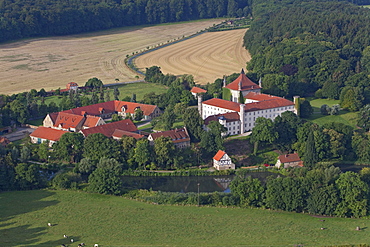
306,98,359,128
1,190,370,246
43,82,168,106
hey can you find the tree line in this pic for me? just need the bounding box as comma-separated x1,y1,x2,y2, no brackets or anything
0,0,251,43
244,0,370,111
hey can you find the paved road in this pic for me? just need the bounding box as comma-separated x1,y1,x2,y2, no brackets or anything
3,127,35,142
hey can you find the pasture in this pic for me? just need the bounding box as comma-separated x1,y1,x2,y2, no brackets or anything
0,19,222,95
43,82,168,106
307,98,359,128
1,190,370,246
135,29,251,85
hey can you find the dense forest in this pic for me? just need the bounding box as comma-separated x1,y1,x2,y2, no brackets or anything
245,0,370,112
0,0,251,43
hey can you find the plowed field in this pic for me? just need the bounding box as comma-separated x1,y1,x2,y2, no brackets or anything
135,28,250,84
0,19,222,95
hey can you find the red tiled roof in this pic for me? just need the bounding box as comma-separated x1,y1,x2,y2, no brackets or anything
66,82,78,89
203,98,241,112
213,150,226,161
80,119,138,138
244,92,281,101
278,153,301,163
225,69,261,91
112,129,144,139
63,101,116,116
30,127,68,141
204,112,240,125
63,101,158,117
54,112,85,129
149,127,190,143
244,98,294,112
191,87,207,94
0,136,10,146
203,97,294,113
83,116,102,128
114,101,158,116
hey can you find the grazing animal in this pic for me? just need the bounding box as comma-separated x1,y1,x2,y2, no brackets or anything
70,238,74,243
320,227,325,230
63,234,68,238
48,223,52,227
61,245,66,247
94,244,99,247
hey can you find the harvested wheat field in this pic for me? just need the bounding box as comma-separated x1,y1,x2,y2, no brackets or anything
135,28,251,84
0,19,222,95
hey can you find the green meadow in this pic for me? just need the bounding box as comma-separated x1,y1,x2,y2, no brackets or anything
306,98,359,128
1,190,370,246
43,82,168,107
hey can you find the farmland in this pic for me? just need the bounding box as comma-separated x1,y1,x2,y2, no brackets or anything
135,28,251,85
1,190,370,247
0,19,223,95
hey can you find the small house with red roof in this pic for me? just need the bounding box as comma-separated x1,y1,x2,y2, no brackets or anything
30,127,68,146
0,136,10,146
276,153,303,169
190,87,207,98
43,112,105,132
213,150,235,170
148,127,190,148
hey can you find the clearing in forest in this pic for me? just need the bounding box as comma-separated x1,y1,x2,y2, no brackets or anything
135,28,251,85
0,19,221,95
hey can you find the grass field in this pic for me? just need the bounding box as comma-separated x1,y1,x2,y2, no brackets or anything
43,82,168,106
1,190,370,247
135,29,251,85
0,19,223,95
306,98,359,128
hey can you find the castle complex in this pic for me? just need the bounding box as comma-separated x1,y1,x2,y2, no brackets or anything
197,69,298,136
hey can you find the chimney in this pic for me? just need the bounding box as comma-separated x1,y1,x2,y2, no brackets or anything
238,80,242,91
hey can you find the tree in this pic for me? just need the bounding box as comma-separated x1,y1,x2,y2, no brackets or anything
320,104,330,115
88,166,122,195
304,131,317,168
113,87,120,100
134,107,144,121
154,136,175,169
131,93,136,103
83,133,121,163
335,172,369,218
37,141,49,161
358,104,370,131
85,77,103,89
77,158,96,175
53,132,84,163
20,146,31,162
306,184,339,216
250,117,278,155
15,163,45,190
52,172,81,189
133,139,151,169
230,176,265,207
299,99,313,118
183,108,203,142
111,114,123,122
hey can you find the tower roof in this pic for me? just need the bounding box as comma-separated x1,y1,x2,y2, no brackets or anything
225,69,261,91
